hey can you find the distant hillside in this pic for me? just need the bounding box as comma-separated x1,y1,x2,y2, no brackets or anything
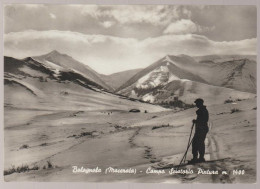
4,56,107,93
117,55,256,106
4,56,165,112
33,50,113,91
116,55,207,92
162,55,256,93
100,68,143,91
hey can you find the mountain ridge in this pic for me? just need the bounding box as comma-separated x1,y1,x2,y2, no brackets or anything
33,50,113,91
116,55,207,92
116,54,256,106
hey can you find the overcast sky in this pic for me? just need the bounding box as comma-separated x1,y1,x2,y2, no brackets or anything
4,4,257,74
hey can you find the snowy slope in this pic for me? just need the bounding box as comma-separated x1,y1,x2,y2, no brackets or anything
166,55,256,93
4,56,165,112
117,55,256,106
117,55,206,92
33,50,113,91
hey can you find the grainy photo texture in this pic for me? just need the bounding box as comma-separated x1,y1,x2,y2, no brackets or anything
3,4,257,183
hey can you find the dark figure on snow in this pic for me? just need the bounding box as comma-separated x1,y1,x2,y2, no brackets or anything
190,98,209,163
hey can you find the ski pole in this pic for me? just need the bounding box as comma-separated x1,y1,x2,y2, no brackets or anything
178,123,195,166
183,136,194,163
183,124,195,163
183,122,195,163
178,137,194,167
177,137,194,168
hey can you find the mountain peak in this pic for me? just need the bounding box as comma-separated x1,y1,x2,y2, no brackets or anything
33,50,71,63
23,57,35,62
47,50,64,56
40,50,73,60
163,55,173,63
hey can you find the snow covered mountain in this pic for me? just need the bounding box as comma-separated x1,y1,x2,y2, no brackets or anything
4,56,107,97
4,56,164,112
117,55,207,92
117,55,256,106
33,50,113,91
5,51,256,108
164,55,256,93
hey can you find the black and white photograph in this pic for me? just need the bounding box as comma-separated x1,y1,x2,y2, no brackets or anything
2,2,257,183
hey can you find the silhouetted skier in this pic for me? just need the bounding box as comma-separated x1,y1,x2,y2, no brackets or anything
190,98,209,163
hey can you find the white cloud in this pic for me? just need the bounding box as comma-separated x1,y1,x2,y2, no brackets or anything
80,5,189,26
100,21,114,28
4,30,256,74
163,19,214,34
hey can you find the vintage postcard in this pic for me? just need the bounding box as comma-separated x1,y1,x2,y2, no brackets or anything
3,3,257,183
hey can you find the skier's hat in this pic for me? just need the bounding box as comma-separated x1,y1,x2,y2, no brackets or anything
194,98,204,104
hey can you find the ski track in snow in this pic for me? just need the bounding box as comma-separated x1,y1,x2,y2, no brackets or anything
126,125,233,183
145,122,235,183
177,124,236,183
128,127,159,164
